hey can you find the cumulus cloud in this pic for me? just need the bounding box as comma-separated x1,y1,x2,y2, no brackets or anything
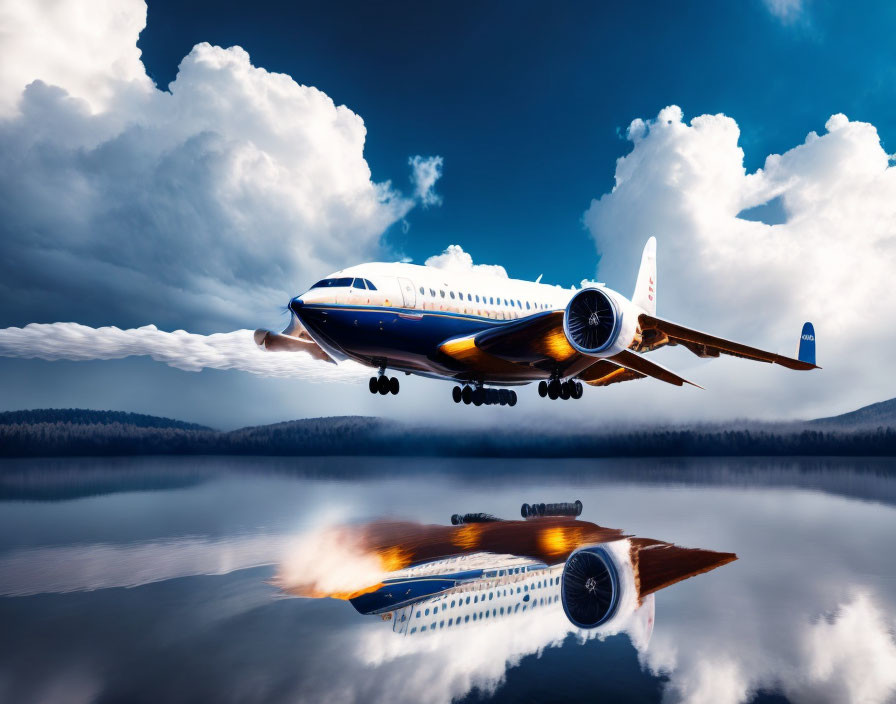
584,105,896,417
0,322,368,380
0,0,440,333
409,155,444,207
424,244,509,278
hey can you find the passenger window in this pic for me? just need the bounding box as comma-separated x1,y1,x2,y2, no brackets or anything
467,293,472,301
430,288,435,297
419,287,424,295
475,295,480,303
517,300,522,308
450,291,455,299
440,290,445,298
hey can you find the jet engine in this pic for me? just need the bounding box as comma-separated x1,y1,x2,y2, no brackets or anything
562,287,622,355
561,545,621,628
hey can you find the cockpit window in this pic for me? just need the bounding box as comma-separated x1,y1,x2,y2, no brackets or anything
352,278,366,289
311,277,353,289
364,279,377,290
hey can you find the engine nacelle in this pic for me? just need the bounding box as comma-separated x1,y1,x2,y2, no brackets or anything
561,545,621,628
562,287,636,357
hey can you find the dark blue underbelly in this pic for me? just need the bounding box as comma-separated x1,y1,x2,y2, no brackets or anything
294,303,500,371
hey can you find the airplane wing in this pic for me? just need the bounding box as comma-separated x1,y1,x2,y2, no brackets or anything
578,359,646,387
638,314,818,371
439,312,697,387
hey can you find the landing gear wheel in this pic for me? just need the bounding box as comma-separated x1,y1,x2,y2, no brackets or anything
571,381,583,399
498,389,509,406
538,380,548,398
548,379,560,400
462,386,472,404
472,388,484,406
368,377,378,394
452,386,462,403
389,377,399,395
488,389,499,405
560,381,571,400
508,390,517,406
377,375,390,395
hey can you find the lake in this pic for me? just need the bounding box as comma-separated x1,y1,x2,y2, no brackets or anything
1,456,895,704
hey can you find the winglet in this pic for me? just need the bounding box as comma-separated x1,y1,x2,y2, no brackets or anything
632,237,657,316
798,322,816,366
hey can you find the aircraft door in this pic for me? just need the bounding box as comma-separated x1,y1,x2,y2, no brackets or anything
398,277,416,308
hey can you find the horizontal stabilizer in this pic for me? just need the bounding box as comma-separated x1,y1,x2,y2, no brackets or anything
609,349,703,389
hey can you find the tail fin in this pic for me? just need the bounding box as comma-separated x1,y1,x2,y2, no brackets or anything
797,322,816,366
632,236,657,316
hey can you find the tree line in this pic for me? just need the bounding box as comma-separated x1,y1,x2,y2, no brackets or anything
1,411,895,457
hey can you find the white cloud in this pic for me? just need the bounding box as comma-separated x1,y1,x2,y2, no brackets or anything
0,0,439,333
762,0,806,25
584,105,896,418
424,244,509,278
409,154,444,207
0,322,368,380
0,0,152,117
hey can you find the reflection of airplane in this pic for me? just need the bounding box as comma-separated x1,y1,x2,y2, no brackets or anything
276,503,736,638
256,237,817,406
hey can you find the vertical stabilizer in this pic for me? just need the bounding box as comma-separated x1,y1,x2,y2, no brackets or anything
632,237,657,316
798,322,816,366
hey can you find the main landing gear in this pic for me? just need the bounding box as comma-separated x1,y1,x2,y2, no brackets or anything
368,374,399,395
452,384,517,407
538,379,583,401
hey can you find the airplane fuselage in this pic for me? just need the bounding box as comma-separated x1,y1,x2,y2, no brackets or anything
289,262,616,385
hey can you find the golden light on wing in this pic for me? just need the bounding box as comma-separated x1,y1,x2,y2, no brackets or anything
579,360,646,387
538,327,577,362
452,523,483,549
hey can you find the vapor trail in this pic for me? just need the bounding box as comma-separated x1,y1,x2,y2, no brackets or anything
0,322,368,380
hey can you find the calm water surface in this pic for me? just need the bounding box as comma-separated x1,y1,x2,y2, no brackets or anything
1,456,895,704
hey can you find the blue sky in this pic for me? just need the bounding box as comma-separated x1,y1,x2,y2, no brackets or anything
1,0,895,428
138,0,894,285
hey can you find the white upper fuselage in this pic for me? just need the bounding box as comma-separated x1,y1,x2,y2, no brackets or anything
297,262,580,321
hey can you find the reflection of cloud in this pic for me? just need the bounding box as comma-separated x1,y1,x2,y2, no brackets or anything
0,322,368,380
0,534,289,596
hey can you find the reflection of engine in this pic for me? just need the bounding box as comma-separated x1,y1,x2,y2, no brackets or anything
561,546,620,628
562,288,621,354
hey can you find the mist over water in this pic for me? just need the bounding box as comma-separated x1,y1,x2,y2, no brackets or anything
1,456,894,704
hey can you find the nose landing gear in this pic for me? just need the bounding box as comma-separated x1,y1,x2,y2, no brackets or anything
452,384,517,407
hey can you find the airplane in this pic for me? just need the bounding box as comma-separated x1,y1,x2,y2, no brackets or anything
255,237,818,407
275,501,736,635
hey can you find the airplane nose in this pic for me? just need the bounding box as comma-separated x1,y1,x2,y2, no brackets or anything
289,296,304,313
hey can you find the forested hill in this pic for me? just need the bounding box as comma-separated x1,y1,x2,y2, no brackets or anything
0,408,212,431
0,405,895,458
810,397,896,428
